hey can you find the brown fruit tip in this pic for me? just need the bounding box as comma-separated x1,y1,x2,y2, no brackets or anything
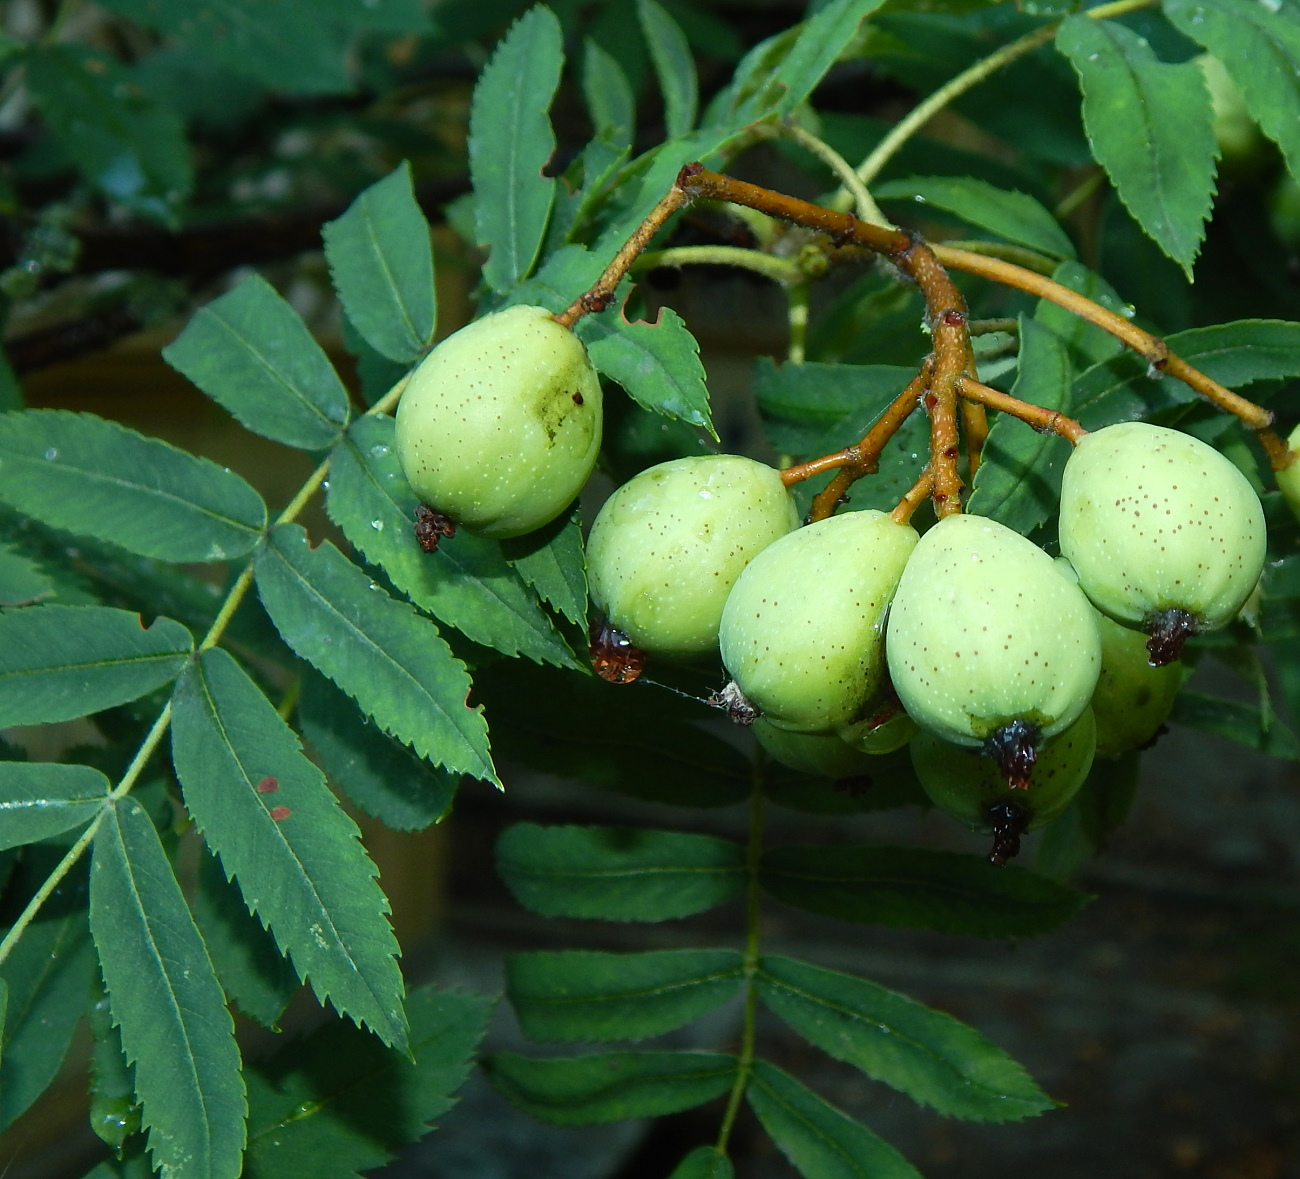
589,619,646,684
987,801,1028,866
414,504,456,553
984,719,1040,790
707,680,760,726
1144,607,1198,666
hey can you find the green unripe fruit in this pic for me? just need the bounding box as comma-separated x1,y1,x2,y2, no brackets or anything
1059,422,1266,662
1276,424,1300,522
754,719,878,779
912,707,1096,841
837,701,918,755
586,455,799,659
1090,609,1182,758
886,513,1101,763
719,510,919,732
394,305,602,539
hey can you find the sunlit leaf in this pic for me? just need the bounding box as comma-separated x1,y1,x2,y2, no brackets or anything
0,761,108,850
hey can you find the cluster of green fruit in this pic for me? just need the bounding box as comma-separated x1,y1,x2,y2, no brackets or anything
394,307,1268,862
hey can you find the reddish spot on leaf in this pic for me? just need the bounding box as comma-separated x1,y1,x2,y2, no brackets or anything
256,776,279,793
269,806,292,821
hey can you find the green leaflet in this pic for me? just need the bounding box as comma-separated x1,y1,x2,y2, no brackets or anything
875,176,1075,258
496,823,747,921
761,845,1092,938
25,44,191,225
1056,15,1217,277
967,315,1073,535
1035,260,1127,366
0,410,266,562
1170,692,1300,760
756,955,1053,1121
583,38,636,150
470,6,564,292
0,761,109,850
242,986,493,1179
191,849,300,1031
88,973,140,1150
747,1060,923,1179
90,798,246,1179
0,542,55,605
639,0,698,138
579,306,715,434
1165,0,1300,185
163,275,352,451
486,1050,738,1125
498,504,589,627
507,948,745,1041
172,649,407,1047
254,523,496,783
327,415,578,669
669,1146,735,1179
298,670,458,831
0,605,192,728
322,162,436,364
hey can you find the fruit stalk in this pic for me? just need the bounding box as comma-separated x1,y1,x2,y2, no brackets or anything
959,377,1088,443
961,398,988,478
890,468,934,524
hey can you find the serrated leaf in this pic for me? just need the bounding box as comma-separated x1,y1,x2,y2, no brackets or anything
0,863,94,1131
486,1050,737,1125
254,523,496,783
1170,691,1300,759
747,1060,923,1179
754,359,917,454
761,846,1092,938
583,38,636,149
876,176,1075,258
0,410,266,563
670,1146,734,1179
0,761,109,850
298,670,457,831
163,275,352,450
1166,0,1300,184
172,648,407,1047
88,974,140,1150
242,985,492,1179
90,797,245,1179
579,305,715,434
470,6,564,292
26,45,191,225
756,955,1052,1122
496,823,746,921
0,605,192,728
1056,15,1217,277
0,542,55,605
640,0,698,138
967,316,1073,534
473,662,750,807
327,415,578,669
508,949,744,1042
1074,318,1300,428
192,849,300,1031
499,504,588,627
1035,260,1127,366
323,162,435,364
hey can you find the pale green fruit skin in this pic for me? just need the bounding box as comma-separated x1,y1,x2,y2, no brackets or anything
886,513,1101,747
912,708,1096,833
586,455,798,659
1091,609,1182,757
394,305,602,539
1059,422,1266,632
754,719,878,779
1276,424,1300,522
837,707,918,755
719,510,919,733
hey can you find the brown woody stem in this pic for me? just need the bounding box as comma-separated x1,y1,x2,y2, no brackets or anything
960,378,1089,444
1257,426,1294,471
891,468,934,524
961,399,988,479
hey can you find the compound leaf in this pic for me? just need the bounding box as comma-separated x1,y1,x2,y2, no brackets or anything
322,162,435,364
496,823,746,921
0,761,108,850
254,524,496,783
90,798,245,1179
0,410,266,562
163,275,351,451
172,649,407,1048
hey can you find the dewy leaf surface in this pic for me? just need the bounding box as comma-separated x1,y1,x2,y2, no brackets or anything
0,411,266,562
322,162,436,364
756,955,1053,1121
163,275,352,451
327,415,578,669
254,524,496,783
639,0,698,138
0,762,109,850
0,605,192,728
507,949,745,1042
747,1060,923,1179
242,985,492,1179
1056,15,1217,277
496,823,746,921
90,798,246,1179
469,6,563,292
171,649,407,1048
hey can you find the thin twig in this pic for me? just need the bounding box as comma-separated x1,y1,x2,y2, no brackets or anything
891,468,934,524
960,377,1088,443
750,121,889,227
961,399,989,478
